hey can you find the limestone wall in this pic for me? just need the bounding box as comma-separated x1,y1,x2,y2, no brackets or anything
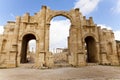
116,40,120,64
53,52,68,63
0,6,120,68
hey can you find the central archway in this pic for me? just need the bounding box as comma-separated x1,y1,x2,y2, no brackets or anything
49,16,71,52
49,15,71,66
20,34,36,63
85,36,98,63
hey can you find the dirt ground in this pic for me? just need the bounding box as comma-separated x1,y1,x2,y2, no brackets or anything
0,65,120,80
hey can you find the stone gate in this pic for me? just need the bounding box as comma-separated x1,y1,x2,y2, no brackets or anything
0,6,120,68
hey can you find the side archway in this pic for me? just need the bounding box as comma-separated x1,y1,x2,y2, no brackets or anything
20,34,37,63
84,36,98,63
19,31,39,41
82,33,98,43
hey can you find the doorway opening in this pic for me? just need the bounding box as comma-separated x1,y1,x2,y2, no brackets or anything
49,16,71,66
85,36,98,63
20,34,36,64
49,16,71,53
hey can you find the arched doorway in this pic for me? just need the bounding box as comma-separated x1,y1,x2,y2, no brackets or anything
85,36,98,63
20,34,36,64
49,16,71,66
49,16,71,52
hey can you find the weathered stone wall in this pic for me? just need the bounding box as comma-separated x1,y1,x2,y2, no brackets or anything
53,52,68,63
116,40,120,64
0,5,119,68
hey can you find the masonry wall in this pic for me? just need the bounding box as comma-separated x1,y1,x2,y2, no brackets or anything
0,6,119,68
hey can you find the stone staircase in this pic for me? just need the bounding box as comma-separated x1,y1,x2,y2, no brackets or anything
87,63,99,66
19,63,34,69
54,61,72,68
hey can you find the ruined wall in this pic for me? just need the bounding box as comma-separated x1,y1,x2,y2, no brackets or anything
0,6,119,68
116,40,120,64
53,52,68,63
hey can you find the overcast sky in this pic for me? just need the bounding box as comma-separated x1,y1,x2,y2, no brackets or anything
0,0,120,51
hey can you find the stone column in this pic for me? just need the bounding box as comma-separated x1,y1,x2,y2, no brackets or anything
35,6,47,68
100,43,110,64
77,52,86,66
45,23,50,52
96,42,100,63
45,23,51,67
69,26,78,66
101,52,110,64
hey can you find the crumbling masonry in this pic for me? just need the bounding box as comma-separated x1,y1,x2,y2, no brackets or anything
0,6,120,68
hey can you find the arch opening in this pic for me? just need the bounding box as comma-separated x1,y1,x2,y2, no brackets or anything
85,36,98,63
49,16,71,65
20,34,36,64
47,13,73,25
49,16,71,53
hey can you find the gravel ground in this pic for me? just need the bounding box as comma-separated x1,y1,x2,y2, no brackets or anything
0,65,120,80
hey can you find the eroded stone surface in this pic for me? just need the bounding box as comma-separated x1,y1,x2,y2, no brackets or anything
0,6,120,68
